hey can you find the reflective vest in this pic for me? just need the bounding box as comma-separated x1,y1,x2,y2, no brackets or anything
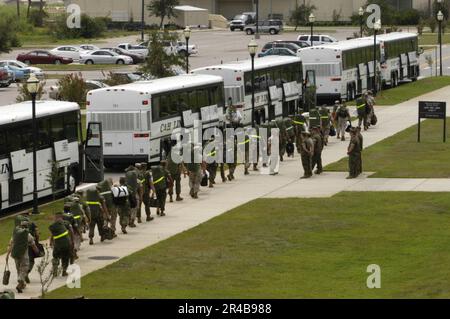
151,166,167,190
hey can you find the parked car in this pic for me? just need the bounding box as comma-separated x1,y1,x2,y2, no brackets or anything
80,50,134,65
101,47,145,64
229,13,254,31
139,41,177,56
176,41,198,56
49,80,109,100
118,43,149,57
0,67,13,88
297,34,337,45
261,41,303,54
17,50,73,65
0,60,44,79
79,44,100,52
0,64,30,82
244,19,283,35
258,47,297,58
276,40,310,48
50,46,82,61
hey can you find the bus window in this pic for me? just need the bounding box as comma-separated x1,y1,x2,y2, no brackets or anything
177,92,190,112
197,88,209,108
244,72,252,94
64,112,78,142
38,118,51,148
0,130,6,158
217,85,224,107
188,90,198,112
159,95,170,119
50,115,64,141
7,127,24,152
152,96,161,122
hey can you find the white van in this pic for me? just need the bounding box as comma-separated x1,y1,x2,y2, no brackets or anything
297,34,337,46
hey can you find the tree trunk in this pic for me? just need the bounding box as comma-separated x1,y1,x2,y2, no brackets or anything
40,0,44,13
27,0,31,18
160,16,164,29
16,0,20,17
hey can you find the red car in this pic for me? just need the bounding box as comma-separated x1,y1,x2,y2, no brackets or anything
17,50,73,65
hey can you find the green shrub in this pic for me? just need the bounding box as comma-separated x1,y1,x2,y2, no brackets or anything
0,10,21,52
53,13,106,39
28,8,48,27
55,73,88,107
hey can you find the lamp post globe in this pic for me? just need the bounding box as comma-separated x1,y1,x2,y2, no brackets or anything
437,11,444,76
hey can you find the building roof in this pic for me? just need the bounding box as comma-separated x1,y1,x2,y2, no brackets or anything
88,74,223,96
0,101,79,126
174,5,208,12
192,56,301,73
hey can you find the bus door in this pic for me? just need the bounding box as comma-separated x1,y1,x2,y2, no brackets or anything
400,54,408,80
83,122,104,183
303,70,317,112
9,149,30,204
268,86,279,121
356,64,362,95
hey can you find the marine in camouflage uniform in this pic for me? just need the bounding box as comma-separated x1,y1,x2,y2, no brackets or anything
141,163,155,221
117,177,131,234
135,163,145,223
284,117,295,158
309,108,321,131
204,138,218,188
67,197,85,253
86,188,107,245
311,126,324,175
319,106,331,146
356,96,367,130
167,152,184,202
292,114,307,154
347,128,361,179
125,165,140,227
356,126,364,175
225,135,237,181
186,143,203,198
97,178,116,235
7,219,38,293
300,131,314,179
152,161,170,216
49,212,73,277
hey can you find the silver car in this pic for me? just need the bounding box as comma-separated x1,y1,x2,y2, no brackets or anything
244,20,283,35
80,50,134,65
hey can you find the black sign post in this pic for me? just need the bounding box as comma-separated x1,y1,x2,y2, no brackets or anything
418,101,446,143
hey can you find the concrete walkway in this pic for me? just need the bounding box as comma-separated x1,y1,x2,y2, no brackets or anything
1,86,450,298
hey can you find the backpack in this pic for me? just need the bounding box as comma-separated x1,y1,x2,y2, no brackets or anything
111,186,129,206
11,227,29,259
338,108,348,118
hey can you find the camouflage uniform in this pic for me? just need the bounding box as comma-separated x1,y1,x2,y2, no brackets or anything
319,106,331,146
347,129,361,178
125,166,140,227
167,152,183,201
300,132,314,178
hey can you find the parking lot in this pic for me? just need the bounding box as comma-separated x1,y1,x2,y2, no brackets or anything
0,28,358,106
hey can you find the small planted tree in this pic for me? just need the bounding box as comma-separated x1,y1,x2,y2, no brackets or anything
289,3,316,31
37,244,56,299
102,71,134,86
139,31,185,78
425,54,434,76
148,0,179,29
46,160,64,201
55,73,88,107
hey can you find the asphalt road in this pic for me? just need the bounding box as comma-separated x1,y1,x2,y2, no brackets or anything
0,27,449,107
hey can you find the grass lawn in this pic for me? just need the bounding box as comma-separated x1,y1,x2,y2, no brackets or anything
0,199,64,255
348,77,450,106
326,118,450,178
37,64,131,72
47,192,450,299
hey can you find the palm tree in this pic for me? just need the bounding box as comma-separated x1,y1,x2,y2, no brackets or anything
27,0,31,18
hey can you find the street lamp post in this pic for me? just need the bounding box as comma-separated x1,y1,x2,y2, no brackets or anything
438,10,444,76
358,7,364,38
141,0,145,42
255,0,260,39
183,26,191,74
309,13,315,47
248,39,258,128
27,74,40,215
373,19,381,96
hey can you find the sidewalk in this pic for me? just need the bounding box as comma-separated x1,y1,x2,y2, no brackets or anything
2,86,450,298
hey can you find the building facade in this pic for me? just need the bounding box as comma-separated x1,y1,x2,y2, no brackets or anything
64,0,432,24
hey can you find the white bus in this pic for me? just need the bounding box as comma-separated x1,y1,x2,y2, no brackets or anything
0,101,82,212
191,55,305,125
299,32,419,103
86,74,225,166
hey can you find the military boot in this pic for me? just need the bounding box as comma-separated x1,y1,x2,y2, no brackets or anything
137,217,142,224
176,195,183,201
169,195,174,202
